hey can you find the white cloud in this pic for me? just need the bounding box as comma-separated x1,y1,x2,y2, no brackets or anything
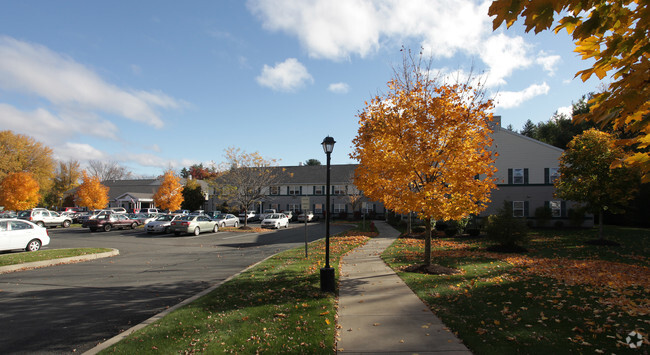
0,35,182,128
0,103,119,145
493,83,550,109
328,82,350,94
480,34,533,87
555,105,573,118
256,58,314,91
536,51,561,76
54,142,107,162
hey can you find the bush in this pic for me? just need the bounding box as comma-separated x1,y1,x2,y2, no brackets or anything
353,211,362,220
386,211,401,226
485,201,529,249
534,206,553,227
568,207,586,227
444,220,459,236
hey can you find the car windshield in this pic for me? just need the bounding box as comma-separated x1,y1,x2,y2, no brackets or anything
155,215,173,221
215,214,227,219
268,214,281,219
178,216,194,221
17,211,30,217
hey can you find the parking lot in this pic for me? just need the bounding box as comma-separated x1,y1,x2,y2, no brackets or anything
0,221,351,354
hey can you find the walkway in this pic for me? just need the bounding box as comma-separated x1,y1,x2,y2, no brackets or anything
337,221,471,354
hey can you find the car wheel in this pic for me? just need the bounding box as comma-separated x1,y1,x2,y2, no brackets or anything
213,224,219,233
193,227,200,236
26,239,42,252
174,231,181,236
164,226,170,234
62,220,71,228
36,221,45,228
103,224,112,232
220,222,225,228
285,222,289,228
131,222,137,229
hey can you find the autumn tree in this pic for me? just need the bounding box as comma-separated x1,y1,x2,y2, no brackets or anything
46,160,82,207
75,171,109,210
153,170,184,211
180,163,218,180
215,147,287,227
0,130,55,198
181,179,204,211
489,0,650,182
351,51,497,266
87,160,132,181
0,172,41,210
555,129,639,240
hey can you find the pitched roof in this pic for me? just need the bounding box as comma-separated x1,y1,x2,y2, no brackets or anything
277,164,357,185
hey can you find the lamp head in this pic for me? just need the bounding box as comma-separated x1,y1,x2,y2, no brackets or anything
321,136,336,154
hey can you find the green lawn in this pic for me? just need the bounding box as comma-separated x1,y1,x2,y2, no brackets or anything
101,225,374,354
0,248,113,266
382,225,649,354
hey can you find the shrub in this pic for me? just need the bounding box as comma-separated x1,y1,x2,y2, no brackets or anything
568,207,586,227
534,205,553,227
444,220,459,236
386,211,401,226
485,201,529,248
353,211,362,220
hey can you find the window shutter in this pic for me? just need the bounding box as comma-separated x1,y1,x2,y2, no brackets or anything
561,201,567,217
524,169,529,184
544,168,550,184
313,186,315,195
508,169,513,184
524,201,529,217
286,186,289,195
300,186,303,195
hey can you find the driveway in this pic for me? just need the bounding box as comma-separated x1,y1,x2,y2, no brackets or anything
0,222,351,354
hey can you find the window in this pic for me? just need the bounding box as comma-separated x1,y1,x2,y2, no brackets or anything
549,201,562,217
513,169,524,184
288,186,300,195
512,201,525,217
270,204,279,211
314,186,324,195
288,204,300,212
270,186,280,195
362,203,374,214
549,168,560,183
333,186,346,195
334,204,346,213
314,203,323,214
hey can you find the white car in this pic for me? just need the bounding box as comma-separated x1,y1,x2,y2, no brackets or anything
238,211,258,222
0,219,50,252
145,214,180,234
261,213,290,229
16,208,72,228
297,211,316,222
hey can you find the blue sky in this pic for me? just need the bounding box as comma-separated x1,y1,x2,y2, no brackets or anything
0,1,603,176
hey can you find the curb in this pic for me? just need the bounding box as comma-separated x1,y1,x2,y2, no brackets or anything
0,249,120,274
82,253,277,354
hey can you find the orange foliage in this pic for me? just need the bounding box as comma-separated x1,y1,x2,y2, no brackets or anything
0,172,41,210
153,170,184,211
75,170,109,210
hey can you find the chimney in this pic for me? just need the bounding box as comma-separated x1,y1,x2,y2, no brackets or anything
490,115,501,130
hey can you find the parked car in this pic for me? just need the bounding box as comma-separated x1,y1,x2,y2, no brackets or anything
140,208,162,214
145,214,181,234
205,211,221,219
238,211,258,222
83,213,139,232
0,211,17,219
259,209,276,221
281,210,294,221
61,207,83,213
297,211,316,222
17,208,72,228
171,209,190,215
128,213,158,225
108,207,127,214
0,219,50,252
212,213,239,228
261,213,290,229
169,215,218,236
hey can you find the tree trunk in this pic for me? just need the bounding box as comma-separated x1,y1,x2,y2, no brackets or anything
424,218,433,266
598,209,604,240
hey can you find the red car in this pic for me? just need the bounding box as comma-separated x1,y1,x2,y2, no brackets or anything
83,213,139,232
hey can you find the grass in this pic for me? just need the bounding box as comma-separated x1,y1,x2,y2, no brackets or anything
0,248,113,266
101,224,375,354
382,225,650,354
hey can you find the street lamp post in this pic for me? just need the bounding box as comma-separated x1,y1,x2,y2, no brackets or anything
320,136,336,292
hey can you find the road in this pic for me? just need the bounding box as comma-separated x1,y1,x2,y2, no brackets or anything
0,221,350,354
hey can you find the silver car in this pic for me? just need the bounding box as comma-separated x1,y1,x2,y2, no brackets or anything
145,214,180,234
169,215,218,236
212,214,239,228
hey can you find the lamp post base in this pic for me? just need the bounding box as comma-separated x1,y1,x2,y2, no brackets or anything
320,267,335,292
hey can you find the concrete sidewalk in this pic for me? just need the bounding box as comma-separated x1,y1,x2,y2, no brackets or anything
337,221,471,354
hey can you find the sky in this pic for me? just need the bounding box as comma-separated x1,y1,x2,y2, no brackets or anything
0,0,604,177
